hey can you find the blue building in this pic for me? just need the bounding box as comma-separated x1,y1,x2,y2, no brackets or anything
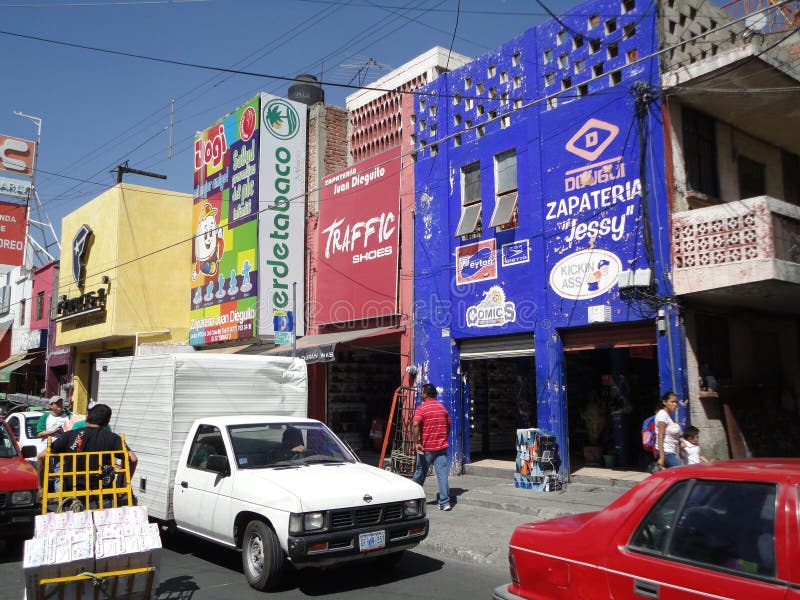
412,0,687,477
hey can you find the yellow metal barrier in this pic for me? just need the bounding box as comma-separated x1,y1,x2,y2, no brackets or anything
39,566,156,599
41,434,134,514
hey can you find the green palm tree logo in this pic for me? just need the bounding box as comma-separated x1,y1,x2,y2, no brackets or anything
263,99,300,140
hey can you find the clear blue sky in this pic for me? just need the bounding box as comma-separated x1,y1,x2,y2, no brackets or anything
0,0,588,255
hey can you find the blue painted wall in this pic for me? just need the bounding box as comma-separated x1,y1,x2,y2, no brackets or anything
413,0,688,476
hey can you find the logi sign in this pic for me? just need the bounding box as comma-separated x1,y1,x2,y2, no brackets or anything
316,147,400,323
190,96,260,346
258,93,307,335
0,201,27,267
548,249,621,300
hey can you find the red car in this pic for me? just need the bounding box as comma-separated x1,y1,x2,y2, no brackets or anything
0,417,38,551
494,460,800,600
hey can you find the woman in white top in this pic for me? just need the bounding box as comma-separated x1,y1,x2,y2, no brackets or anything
655,392,682,469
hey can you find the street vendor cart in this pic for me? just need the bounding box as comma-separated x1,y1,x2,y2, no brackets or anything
24,436,160,600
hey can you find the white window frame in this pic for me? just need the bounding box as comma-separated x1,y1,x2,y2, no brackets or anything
490,150,518,230
456,162,482,238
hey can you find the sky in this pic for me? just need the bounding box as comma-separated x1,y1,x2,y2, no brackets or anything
0,0,591,259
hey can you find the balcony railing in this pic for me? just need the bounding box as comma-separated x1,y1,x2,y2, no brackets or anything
672,196,800,295
721,0,800,33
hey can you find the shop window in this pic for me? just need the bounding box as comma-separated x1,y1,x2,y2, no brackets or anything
682,106,719,198
456,162,482,238
782,151,800,205
0,285,9,316
490,150,518,230
737,155,766,200
36,291,44,321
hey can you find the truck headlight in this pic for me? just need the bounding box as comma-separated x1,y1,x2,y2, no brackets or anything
304,512,325,531
403,499,421,517
11,490,34,506
289,512,326,534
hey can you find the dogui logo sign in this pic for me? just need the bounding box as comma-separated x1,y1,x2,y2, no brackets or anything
0,201,27,267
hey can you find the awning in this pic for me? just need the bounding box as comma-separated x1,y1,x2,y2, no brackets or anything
0,358,34,383
242,326,401,364
0,352,28,370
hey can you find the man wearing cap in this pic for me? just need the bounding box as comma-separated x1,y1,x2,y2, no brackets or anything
36,396,72,442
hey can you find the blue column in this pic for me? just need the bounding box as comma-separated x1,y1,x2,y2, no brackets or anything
534,325,569,478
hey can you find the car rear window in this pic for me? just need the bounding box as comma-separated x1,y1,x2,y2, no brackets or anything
25,416,39,439
629,479,777,578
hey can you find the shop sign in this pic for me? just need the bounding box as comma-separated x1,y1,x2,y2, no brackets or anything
548,249,621,300
0,201,27,267
72,224,92,287
0,176,30,200
0,134,35,178
465,285,517,328
191,96,260,346
55,287,108,322
315,147,400,323
456,239,496,285
258,93,307,335
501,240,529,267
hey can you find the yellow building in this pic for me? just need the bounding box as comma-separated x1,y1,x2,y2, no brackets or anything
57,184,192,413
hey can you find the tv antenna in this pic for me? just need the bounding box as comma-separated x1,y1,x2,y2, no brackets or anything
342,58,390,87
113,161,167,184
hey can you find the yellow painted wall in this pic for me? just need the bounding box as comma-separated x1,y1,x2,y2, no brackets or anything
57,184,193,412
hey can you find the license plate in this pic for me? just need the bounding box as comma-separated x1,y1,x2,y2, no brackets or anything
359,530,386,552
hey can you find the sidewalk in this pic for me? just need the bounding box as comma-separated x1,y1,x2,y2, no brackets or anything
416,460,649,572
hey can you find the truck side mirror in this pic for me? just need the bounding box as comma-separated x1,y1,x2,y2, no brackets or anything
22,445,37,459
206,454,230,475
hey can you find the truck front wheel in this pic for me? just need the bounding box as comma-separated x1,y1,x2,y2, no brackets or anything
242,520,285,591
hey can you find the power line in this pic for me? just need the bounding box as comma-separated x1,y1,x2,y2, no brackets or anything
0,0,208,7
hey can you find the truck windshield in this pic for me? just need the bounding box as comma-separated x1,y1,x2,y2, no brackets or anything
227,422,358,469
0,422,20,458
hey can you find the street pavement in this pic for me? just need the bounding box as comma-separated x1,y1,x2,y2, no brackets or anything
418,460,649,572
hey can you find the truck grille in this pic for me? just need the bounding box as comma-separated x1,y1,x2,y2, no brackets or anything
330,502,404,530
0,492,6,508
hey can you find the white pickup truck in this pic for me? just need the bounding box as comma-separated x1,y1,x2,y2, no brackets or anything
96,353,428,590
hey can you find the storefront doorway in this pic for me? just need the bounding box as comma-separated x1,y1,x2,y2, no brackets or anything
325,346,400,463
460,334,537,463
564,346,659,471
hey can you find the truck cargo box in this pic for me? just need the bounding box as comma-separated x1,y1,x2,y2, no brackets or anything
96,353,307,520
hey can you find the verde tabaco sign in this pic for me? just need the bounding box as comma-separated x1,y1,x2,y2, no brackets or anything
257,93,307,337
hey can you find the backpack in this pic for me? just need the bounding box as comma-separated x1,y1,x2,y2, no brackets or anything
642,415,657,456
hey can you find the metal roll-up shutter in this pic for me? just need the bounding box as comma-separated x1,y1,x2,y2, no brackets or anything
459,334,535,360
560,322,656,351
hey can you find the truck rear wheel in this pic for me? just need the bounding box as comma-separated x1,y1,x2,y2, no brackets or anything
242,520,285,591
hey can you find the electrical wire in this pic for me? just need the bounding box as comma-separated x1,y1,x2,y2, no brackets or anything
9,0,796,298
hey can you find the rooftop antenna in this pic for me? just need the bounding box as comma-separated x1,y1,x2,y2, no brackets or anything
113,161,167,184
343,58,390,87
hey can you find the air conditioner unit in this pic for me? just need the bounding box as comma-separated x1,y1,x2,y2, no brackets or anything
633,268,652,287
618,268,652,289
588,305,611,323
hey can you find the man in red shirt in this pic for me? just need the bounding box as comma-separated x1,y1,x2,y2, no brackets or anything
412,383,452,511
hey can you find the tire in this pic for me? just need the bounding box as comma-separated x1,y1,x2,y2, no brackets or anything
241,520,285,591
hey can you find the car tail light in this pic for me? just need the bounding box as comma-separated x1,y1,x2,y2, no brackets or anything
509,548,519,584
